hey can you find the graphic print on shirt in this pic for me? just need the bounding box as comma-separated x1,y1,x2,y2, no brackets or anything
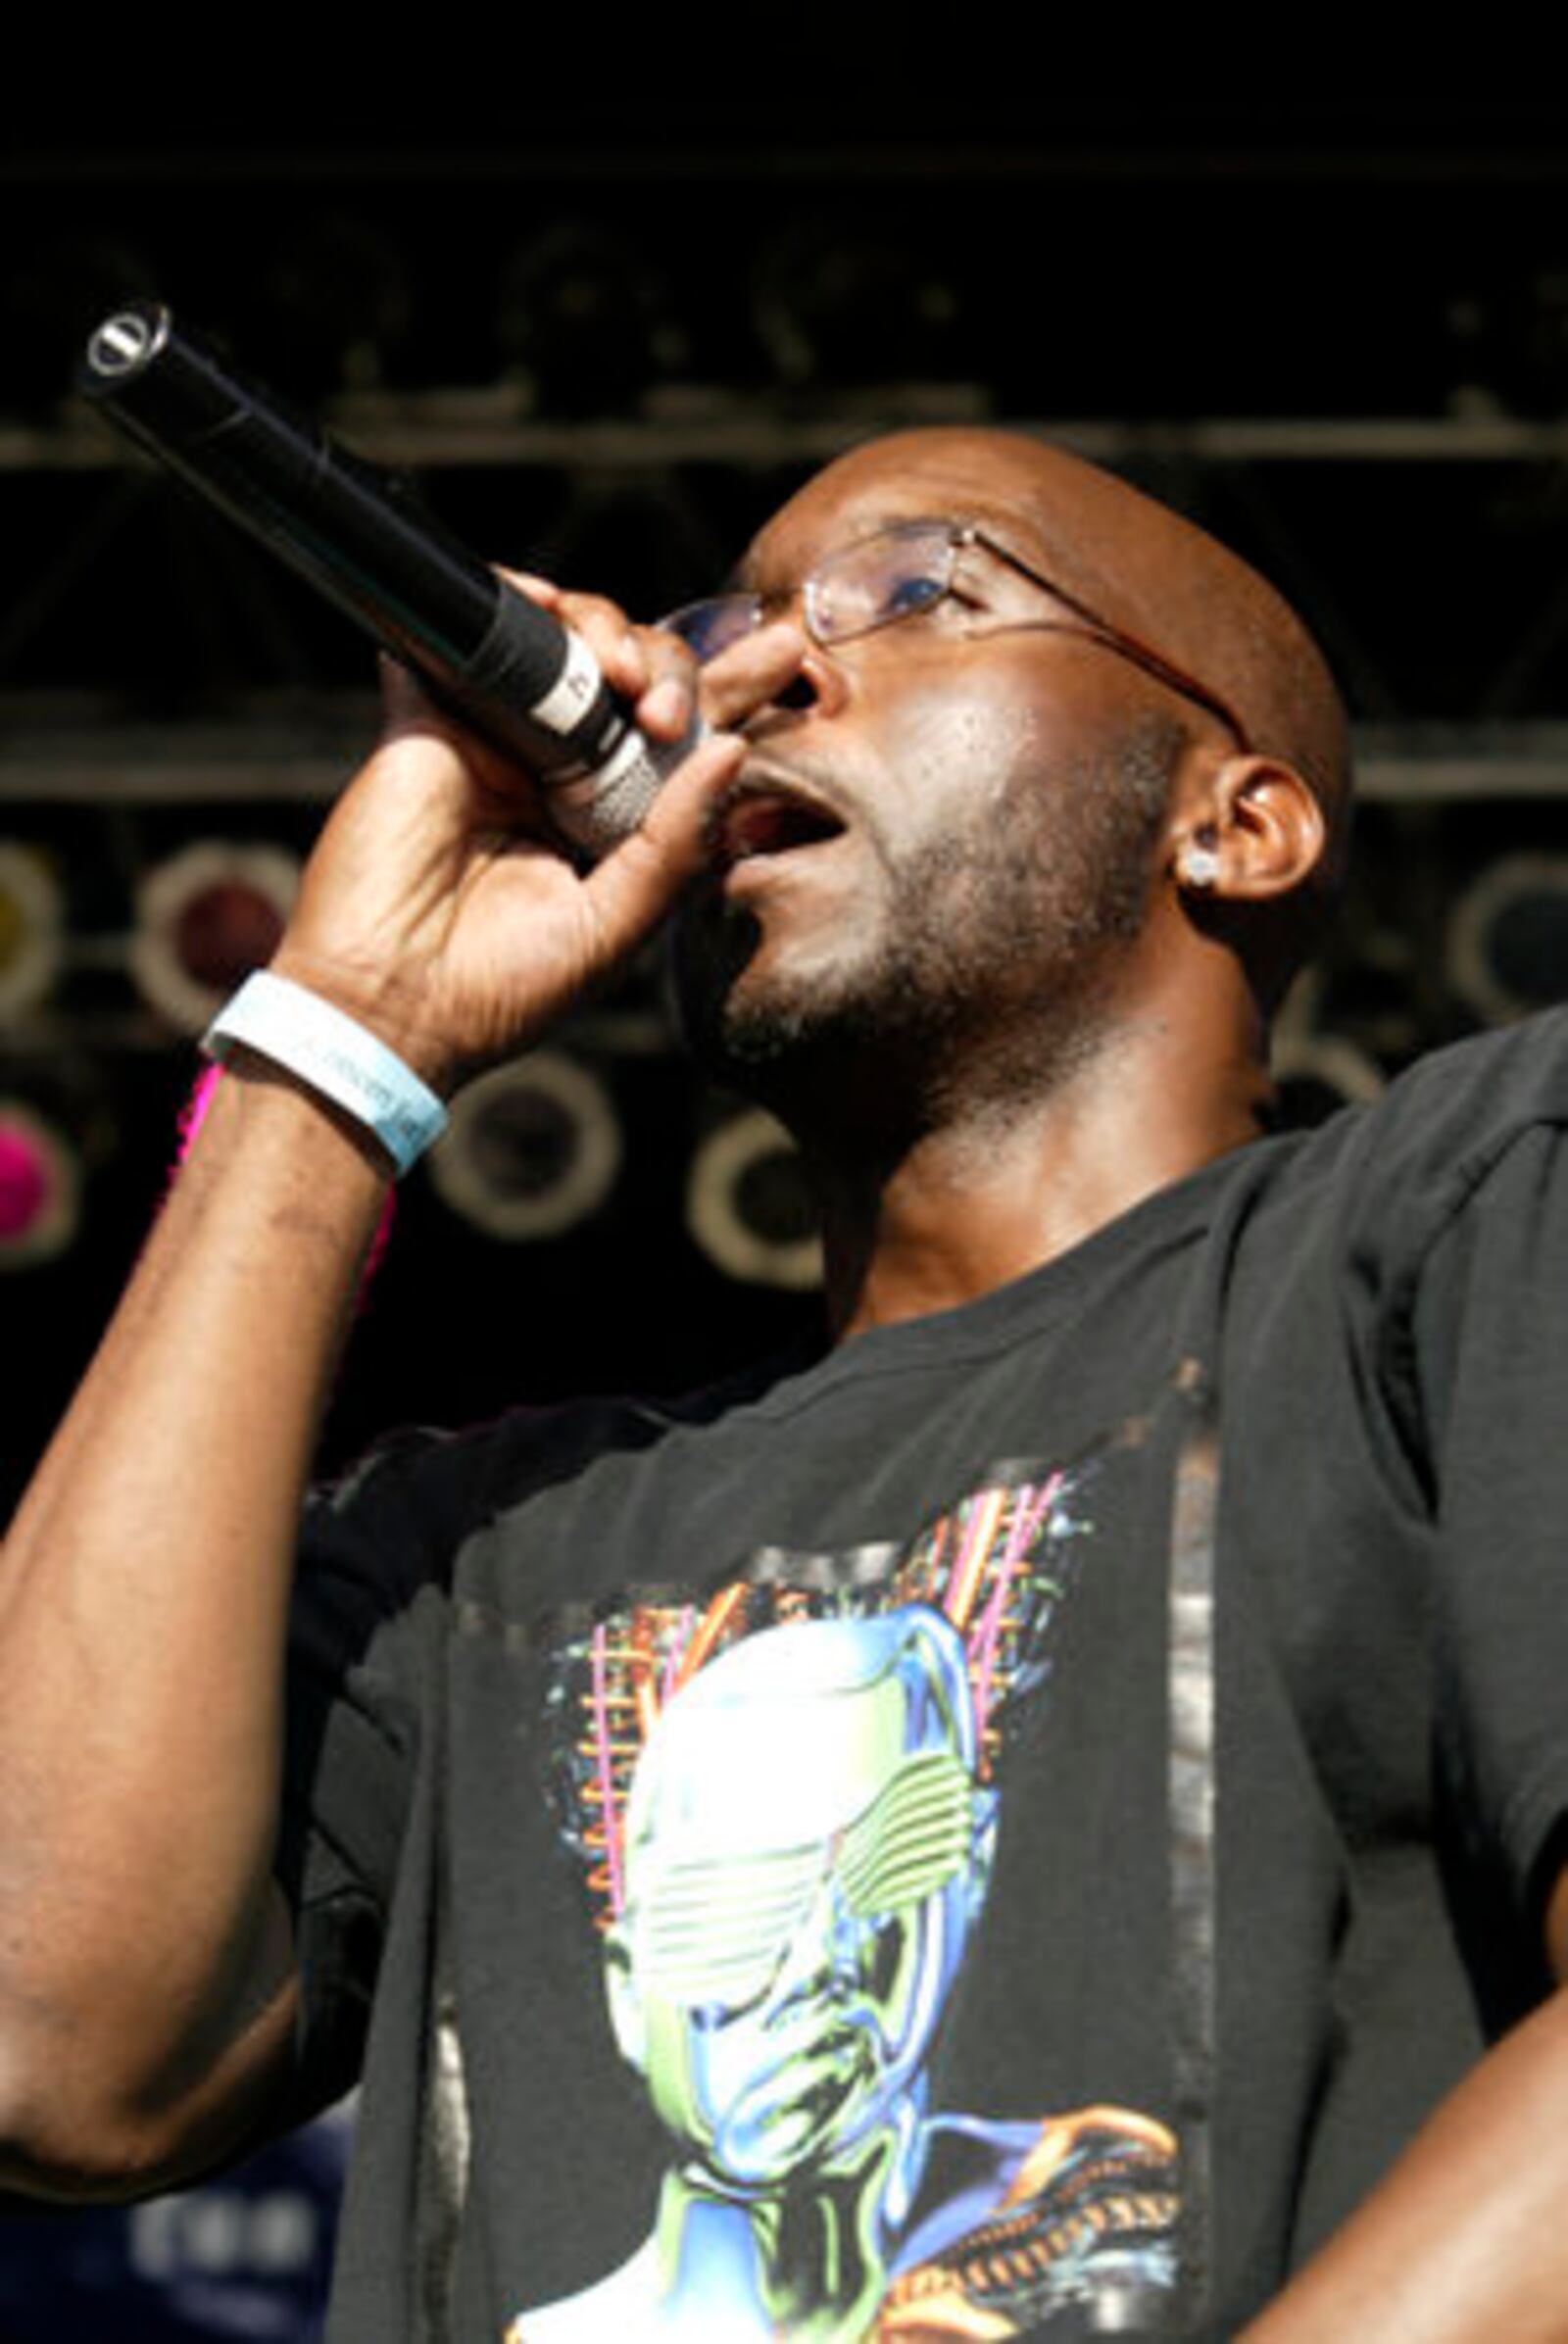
512,1460,1179,2341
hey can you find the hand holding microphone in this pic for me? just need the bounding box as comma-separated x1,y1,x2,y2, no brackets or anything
76,304,776,1094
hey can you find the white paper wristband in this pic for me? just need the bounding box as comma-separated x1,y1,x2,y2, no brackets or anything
202,970,449,1176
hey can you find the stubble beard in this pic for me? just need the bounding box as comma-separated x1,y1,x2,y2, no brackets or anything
672,718,1178,1146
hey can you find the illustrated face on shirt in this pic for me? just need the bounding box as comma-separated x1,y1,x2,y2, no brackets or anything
604,1609,995,2186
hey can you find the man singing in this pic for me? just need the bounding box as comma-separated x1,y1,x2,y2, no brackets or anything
4,426,1568,2341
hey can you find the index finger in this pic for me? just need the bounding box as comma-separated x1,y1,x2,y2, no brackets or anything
691,619,813,730
499,568,699,744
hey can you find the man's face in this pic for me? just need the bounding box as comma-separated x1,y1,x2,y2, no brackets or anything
671,434,1184,1117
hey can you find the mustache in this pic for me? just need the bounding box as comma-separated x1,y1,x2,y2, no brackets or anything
702,759,850,870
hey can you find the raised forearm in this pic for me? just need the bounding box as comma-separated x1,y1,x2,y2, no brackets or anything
0,1058,388,2189
0,606,772,2196
1240,1983,1568,2342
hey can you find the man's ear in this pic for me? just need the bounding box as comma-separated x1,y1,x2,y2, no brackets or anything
1170,756,1327,904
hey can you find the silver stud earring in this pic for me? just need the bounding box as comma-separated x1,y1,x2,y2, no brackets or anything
1180,844,1221,892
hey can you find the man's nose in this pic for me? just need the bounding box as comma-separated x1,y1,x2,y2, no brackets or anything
772,666,818,712
743,641,850,733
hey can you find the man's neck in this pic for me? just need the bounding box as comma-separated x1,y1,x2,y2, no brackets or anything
806,1016,1271,1341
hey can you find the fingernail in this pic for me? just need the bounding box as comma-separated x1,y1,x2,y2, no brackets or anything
643,677,691,735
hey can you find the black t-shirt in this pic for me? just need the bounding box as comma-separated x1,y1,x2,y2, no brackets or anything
278,1012,1568,2341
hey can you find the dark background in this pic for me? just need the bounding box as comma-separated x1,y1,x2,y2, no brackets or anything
2,92,1567,2332
7,97,1568,1507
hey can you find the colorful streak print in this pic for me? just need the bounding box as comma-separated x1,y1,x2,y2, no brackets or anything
518,1465,1177,2339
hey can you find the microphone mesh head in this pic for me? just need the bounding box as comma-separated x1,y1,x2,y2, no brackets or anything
548,724,701,858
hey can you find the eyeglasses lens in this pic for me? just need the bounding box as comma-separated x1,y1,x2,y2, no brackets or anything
663,525,960,665
810,526,955,645
662,596,760,665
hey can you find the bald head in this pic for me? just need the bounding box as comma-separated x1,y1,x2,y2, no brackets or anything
763,431,1349,923
773,426,1351,874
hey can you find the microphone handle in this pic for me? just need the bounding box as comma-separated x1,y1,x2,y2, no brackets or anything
78,304,685,857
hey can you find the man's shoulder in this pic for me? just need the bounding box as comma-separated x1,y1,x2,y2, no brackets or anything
1270,1006,1568,1224
1373,1005,1568,1137
1188,1009,1568,1390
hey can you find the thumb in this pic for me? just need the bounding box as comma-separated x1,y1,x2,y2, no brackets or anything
575,730,746,957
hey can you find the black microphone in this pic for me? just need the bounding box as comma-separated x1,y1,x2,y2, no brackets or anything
78,303,690,858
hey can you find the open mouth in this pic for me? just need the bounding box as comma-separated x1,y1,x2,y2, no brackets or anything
708,776,847,872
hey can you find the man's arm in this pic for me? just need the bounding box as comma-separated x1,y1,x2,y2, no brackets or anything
0,612,796,2199
1237,1848,1568,2336
0,1059,388,2197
